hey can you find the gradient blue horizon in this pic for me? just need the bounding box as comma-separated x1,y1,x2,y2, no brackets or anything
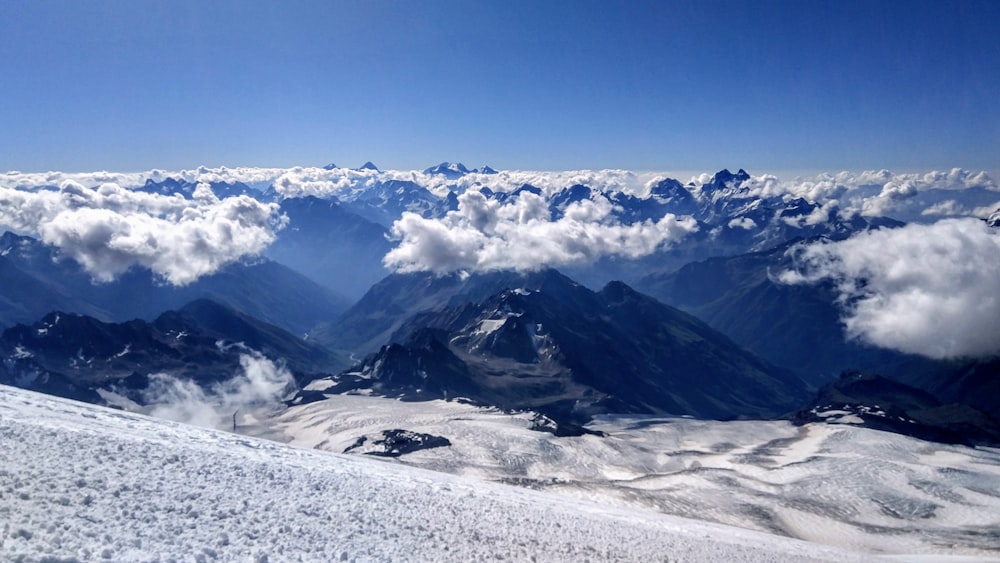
2,0,997,173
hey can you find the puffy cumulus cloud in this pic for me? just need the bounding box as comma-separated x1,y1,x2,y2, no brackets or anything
143,350,295,430
921,200,968,218
384,190,698,274
916,168,996,191
856,180,920,217
777,218,1000,359
0,170,152,191
781,200,841,228
0,181,284,285
728,217,757,230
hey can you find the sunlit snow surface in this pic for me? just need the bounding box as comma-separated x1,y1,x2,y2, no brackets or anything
0,386,886,563
249,393,1000,560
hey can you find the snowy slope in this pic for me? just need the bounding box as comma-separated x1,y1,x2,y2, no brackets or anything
250,393,1000,560
0,384,889,563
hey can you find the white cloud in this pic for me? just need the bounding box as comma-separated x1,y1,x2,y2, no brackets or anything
728,217,757,230
383,190,698,274
780,200,840,228
778,218,1000,359
0,181,284,285
972,201,1000,219
4,166,994,208
142,350,294,430
921,200,968,217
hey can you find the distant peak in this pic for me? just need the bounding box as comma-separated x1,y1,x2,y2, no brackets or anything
358,161,379,172
476,165,498,174
423,162,470,177
707,168,751,187
322,163,338,170
987,208,1000,228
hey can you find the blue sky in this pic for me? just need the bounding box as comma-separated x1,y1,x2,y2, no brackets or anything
2,0,998,173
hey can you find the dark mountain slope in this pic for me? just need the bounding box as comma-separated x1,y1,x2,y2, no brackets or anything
0,232,349,336
791,371,1000,446
315,269,596,357
306,271,809,426
0,300,340,405
264,196,393,299
634,241,934,384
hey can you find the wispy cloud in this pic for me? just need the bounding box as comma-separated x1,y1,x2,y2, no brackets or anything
778,218,1000,359
142,350,294,430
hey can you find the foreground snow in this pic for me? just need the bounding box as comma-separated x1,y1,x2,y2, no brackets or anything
0,385,884,562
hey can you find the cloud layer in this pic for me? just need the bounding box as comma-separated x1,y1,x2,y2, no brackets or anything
383,190,698,273
778,218,1000,359
0,181,284,285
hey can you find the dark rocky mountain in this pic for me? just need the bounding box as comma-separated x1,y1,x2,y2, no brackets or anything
548,184,594,219
606,177,700,222
634,240,932,385
0,232,350,336
357,161,379,171
899,356,1000,423
0,299,339,405
0,240,107,328
314,269,600,357
988,208,1000,228
264,196,393,299
342,429,452,457
303,269,809,428
791,371,1000,446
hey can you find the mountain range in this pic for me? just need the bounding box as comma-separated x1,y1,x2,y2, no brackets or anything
0,299,337,405
0,231,350,335
1,166,998,447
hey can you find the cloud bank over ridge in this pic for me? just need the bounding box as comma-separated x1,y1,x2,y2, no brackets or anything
0,180,284,285
778,218,1000,360
383,189,698,274
2,164,997,291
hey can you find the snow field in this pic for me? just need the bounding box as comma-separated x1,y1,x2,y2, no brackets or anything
252,395,1000,559
1,385,876,562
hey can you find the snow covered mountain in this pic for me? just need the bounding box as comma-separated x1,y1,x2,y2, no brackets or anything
989,207,1000,227
304,269,809,428
423,161,471,178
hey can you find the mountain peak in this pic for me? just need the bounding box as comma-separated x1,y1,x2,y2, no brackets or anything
358,161,380,172
987,208,1000,228
423,162,470,178
708,168,751,187
476,165,498,174
322,163,338,170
